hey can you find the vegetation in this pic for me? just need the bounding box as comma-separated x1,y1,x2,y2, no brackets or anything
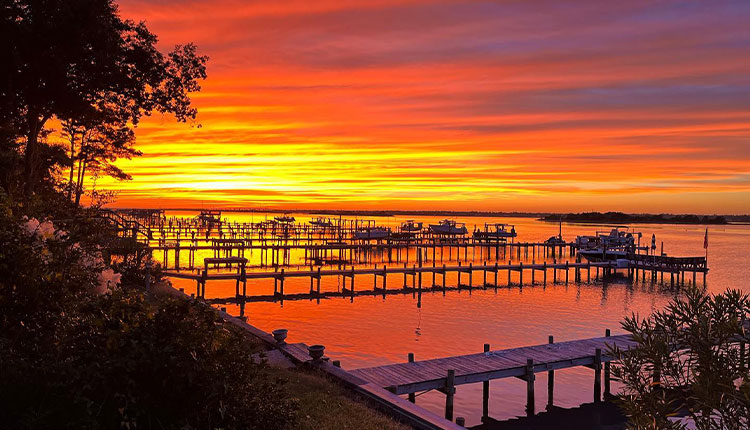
611,288,750,430
542,212,728,225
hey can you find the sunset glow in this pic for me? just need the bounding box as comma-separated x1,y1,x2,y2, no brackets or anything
94,0,750,212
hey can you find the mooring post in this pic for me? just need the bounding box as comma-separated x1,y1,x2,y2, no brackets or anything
408,353,416,403
316,267,322,295
445,369,455,421
507,260,512,286
547,335,554,409
594,348,602,403
604,329,611,396
443,263,447,292
483,343,490,419
483,261,487,287
526,359,535,417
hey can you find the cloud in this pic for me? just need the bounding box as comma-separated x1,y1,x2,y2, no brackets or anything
98,0,750,212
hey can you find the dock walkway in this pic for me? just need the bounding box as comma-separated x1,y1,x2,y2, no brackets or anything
350,333,634,420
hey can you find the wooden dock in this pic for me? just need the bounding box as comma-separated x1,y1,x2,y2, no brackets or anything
350,332,633,420
164,259,619,301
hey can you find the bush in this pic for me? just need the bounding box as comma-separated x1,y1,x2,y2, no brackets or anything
611,288,750,430
0,202,298,429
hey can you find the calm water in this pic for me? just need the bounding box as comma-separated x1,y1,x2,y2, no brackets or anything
163,211,750,425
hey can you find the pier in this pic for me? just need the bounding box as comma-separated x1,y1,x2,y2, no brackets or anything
164,259,620,301
350,331,629,421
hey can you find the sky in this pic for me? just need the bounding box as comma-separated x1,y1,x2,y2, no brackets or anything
100,0,750,213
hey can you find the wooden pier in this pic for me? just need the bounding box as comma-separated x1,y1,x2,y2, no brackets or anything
350,332,631,421
164,259,620,301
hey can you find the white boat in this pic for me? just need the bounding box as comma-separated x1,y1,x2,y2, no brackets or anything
353,227,391,240
473,223,517,241
429,219,468,235
196,210,221,225
400,220,423,232
576,227,637,261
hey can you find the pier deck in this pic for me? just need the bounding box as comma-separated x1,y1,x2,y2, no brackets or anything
350,334,633,396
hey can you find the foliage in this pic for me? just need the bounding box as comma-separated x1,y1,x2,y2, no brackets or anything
0,199,299,429
610,287,750,430
0,0,208,199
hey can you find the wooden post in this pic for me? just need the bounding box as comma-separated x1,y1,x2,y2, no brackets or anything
317,267,322,295
543,262,547,285
445,369,455,421
604,329,611,397
408,353,416,403
483,343,490,419
519,261,523,286
526,359,535,417
547,336,554,409
507,260,512,286
594,348,602,403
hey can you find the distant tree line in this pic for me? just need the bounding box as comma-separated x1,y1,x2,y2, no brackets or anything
542,212,728,225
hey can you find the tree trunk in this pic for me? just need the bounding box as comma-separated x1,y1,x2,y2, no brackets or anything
22,113,43,199
67,132,77,200
75,161,86,206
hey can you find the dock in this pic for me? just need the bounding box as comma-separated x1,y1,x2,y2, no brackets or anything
350,332,632,421
164,259,620,301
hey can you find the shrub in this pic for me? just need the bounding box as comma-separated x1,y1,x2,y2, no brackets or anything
611,287,750,430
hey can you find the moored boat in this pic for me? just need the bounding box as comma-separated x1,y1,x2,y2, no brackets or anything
309,217,334,228
576,227,638,261
400,220,423,232
429,219,468,235
353,227,391,240
274,213,295,223
196,210,222,225
473,223,517,241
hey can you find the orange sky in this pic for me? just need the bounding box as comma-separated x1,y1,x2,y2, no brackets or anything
94,0,750,213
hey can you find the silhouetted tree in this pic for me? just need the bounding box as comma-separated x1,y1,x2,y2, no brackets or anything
0,0,207,200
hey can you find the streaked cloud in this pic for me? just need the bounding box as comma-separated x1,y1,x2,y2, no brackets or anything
91,0,750,212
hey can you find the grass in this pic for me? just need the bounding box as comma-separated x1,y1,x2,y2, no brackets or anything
273,367,411,430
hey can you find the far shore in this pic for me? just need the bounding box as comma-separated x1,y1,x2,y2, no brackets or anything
110,207,750,224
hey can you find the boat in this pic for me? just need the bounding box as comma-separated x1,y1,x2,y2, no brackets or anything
309,217,334,228
473,223,517,241
576,227,637,261
353,227,391,240
400,220,423,232
274,214,295,223
196,210,222,225
429,219,468,235
545,235,566,245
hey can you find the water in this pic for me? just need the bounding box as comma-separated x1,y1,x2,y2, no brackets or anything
162,211,750,426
